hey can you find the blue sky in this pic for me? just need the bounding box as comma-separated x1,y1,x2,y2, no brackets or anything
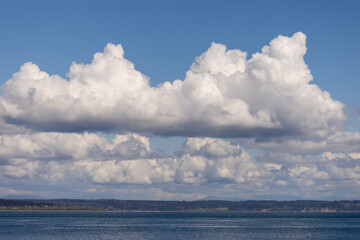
0,0,359,200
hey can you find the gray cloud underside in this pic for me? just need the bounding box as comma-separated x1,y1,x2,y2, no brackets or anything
244,131,360,155
0,32,345,138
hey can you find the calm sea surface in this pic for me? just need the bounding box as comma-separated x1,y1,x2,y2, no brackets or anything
0,211,359,239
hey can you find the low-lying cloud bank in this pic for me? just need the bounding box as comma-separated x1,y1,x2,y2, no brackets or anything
0,133,260,184
0,132,359,199
0,32,345,138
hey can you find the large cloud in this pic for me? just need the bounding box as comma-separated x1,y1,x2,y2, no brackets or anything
0,32,345,138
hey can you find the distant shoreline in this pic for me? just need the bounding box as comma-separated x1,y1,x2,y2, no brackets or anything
1,199,360,213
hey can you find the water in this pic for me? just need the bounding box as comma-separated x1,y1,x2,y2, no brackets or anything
0,212,359,239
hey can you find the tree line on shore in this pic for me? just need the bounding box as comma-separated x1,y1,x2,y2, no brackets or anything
1,199,360,212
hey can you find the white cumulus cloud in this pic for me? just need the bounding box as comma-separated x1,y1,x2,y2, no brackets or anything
0,32,346,138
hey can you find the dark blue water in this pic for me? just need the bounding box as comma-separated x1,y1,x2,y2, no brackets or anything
0,212,359,239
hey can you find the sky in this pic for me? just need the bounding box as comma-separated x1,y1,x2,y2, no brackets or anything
0,0,359,200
